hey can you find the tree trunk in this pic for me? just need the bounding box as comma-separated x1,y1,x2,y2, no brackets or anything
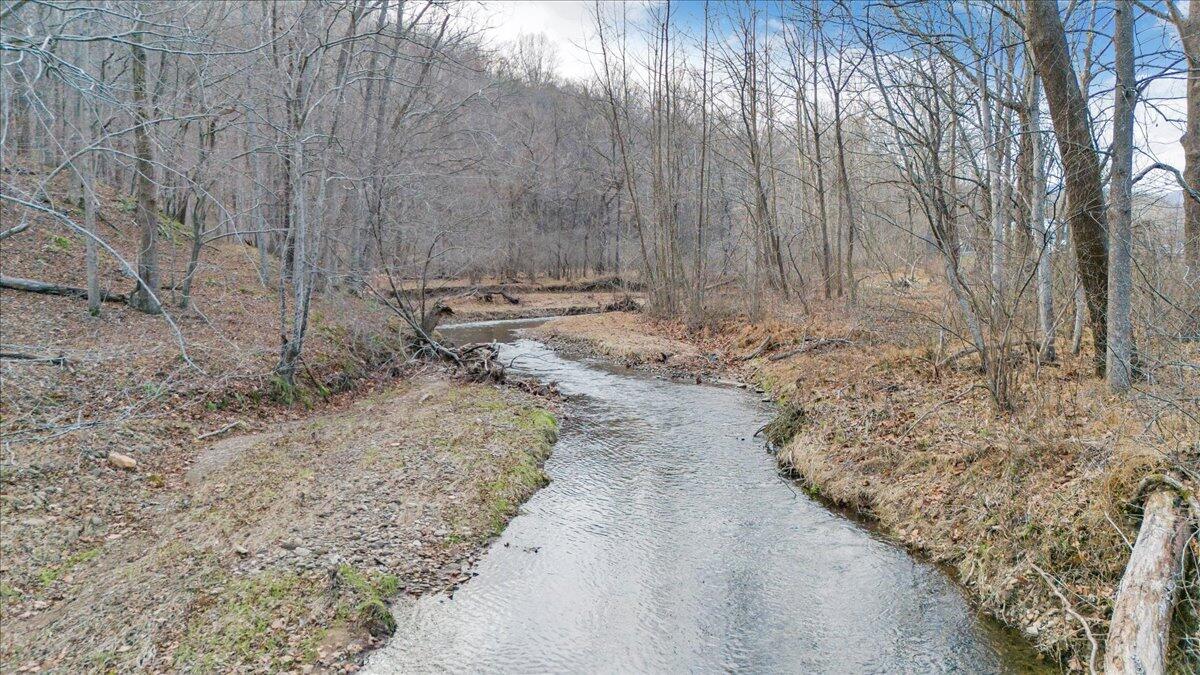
126,28,161,315
83,166,100,315
1103,489,1190,674
1184,1,1200,277
1023,0,1109,375
1107,1,1136,391
1029,73,1055,360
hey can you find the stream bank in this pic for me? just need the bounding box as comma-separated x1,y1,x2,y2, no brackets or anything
0,375,557,672
529,311,1197,670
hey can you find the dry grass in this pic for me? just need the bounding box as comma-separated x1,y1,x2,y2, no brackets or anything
530,311,707,370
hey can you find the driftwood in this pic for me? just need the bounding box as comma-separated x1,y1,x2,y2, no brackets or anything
455,342,504,382
0,274,127,303
766,338,851,362
397,275,641,300
1104,488,1191,674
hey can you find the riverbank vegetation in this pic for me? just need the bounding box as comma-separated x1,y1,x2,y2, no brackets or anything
2,0,1198,671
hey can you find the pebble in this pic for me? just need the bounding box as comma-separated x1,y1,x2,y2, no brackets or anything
294,547,313,557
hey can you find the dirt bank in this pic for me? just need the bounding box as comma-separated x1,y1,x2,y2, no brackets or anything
440,291,639,324
529,312,721,379
531,308,1199,670
1,375,556,672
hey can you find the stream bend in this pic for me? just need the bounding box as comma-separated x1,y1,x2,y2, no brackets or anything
365,317,1043,674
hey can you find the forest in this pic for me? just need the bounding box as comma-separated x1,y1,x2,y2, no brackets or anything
1,0,1198,673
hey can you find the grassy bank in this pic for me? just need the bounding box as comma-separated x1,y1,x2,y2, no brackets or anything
1,376,556,671
531,305,1198,669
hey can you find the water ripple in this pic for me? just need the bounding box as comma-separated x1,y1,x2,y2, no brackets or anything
364,318,1043,674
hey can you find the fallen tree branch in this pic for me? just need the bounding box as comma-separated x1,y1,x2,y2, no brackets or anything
1030,561,1098,675
0,347,66,366
739,336,776,361
196,420,246,441
0,221,30,241
766,338,851,362
1,274,127,303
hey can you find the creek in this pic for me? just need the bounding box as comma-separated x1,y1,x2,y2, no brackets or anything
365,317,1044,673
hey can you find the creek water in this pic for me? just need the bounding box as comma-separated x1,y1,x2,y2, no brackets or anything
365,317,1046,674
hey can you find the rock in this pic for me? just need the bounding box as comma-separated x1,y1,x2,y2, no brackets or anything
234,545,249,556
107,452,137,470
281,540,300,551
294,547,313,557
89,515,103,526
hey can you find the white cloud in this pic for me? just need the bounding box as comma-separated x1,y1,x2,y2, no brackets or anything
468,1,600,82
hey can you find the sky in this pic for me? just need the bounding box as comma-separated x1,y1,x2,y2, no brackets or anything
469,0,1191,193
468,1,609,81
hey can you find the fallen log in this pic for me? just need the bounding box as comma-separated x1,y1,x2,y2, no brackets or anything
0,348,66,366
0,274,127,303
1104,488,1191,674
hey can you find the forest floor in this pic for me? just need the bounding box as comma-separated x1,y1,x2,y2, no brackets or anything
0,167,560,671
531,280,1200,670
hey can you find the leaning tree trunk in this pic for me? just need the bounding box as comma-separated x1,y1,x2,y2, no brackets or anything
1023,0,1109,375
1104,489,1190,674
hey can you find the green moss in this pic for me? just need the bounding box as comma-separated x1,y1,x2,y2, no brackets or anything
173,565,400,671
37,547,101,587
467,401,558,534
48,234,73,252
0,582,22,601
175,572,311,671
334,565,400,638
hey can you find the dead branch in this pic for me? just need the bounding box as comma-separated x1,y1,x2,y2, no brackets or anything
0,221,30,241
739,336,776,361
0,347,67,366
766,338,851,362
1030,561,1099,675
196,420,246,441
